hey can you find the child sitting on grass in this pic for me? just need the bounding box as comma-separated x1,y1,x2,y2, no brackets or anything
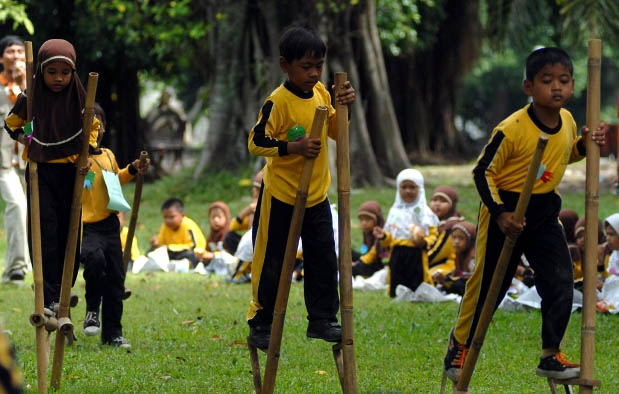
351,200,387,278
602,214,619,277
373,169,438,297
428,185,465,282
150,198,207,269
201,201,231,263
225,170,262,255
433,221,476,296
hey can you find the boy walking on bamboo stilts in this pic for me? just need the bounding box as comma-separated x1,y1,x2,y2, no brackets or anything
443,47,607,382
246,25,355,349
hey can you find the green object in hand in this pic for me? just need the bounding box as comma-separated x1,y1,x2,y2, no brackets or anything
287,125,306,141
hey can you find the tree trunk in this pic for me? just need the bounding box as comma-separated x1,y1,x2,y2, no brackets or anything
355,0,411,177
390,0,481,162
326,5,384,186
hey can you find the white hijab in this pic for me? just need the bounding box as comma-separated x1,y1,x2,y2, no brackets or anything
605,213,619,276
384,169,439,240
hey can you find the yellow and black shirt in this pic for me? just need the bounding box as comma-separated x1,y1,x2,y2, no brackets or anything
473,104,584,218
156,216,206,255
82,148,135,223
248,80,337,207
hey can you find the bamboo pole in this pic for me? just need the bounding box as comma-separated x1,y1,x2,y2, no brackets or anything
334,72,358,394
580,38,601,394
50,72,98,389
261,106,328,394
24,40,48,394
456,133,549,392
123,151,148,274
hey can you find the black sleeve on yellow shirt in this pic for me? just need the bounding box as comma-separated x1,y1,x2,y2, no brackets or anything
473,130,507,218
251,101,288,156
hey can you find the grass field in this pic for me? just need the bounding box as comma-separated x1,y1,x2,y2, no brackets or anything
0,161,618,393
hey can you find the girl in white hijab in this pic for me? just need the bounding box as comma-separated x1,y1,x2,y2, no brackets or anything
603,213,619,276
374,169,439,296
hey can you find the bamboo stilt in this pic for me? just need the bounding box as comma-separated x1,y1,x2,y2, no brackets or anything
334,72,358,394
580,38,601,394
123,151,149,274
456,133,549,392
50,72,98,389
260,106,328,394
24,40,48,394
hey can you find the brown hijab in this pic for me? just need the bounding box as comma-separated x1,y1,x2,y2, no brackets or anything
357,200,386,257
207,201,231,246
12,39,86,162
452,221,476,274
432,186,464,231
559,209,579,244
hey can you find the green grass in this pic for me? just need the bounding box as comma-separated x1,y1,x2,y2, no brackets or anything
0,162,618,393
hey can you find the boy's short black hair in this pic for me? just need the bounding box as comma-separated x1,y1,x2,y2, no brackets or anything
161,198,184,212
0,35,24,56
279,25,326,64
525,47,573,81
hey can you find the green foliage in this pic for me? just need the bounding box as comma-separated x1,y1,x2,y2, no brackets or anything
376,0,444,56
0,0,34,34
558,0,619,44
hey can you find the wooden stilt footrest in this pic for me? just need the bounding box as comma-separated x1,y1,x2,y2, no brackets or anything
545,376,600,394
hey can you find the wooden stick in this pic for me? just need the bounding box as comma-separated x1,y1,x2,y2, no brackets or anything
580,38,601,394
456,133,549,392
50,72,98,389
261,106,328,394
25,40,48,394
334,72,358,394
123,151,149,273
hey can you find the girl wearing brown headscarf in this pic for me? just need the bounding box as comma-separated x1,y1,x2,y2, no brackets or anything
203,201,231,262
435,221,476,296
4,39,99,311
427,186,465,281
352,200,387,277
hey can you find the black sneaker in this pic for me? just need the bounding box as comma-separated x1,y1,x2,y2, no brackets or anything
535,352,580,379
8,271,25,282
306,320,342,343
83,311,101,336
102,336,131,349
444,331,468,383
248,325,271,350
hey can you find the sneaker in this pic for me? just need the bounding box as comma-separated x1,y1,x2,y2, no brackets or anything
306,320,342,343
536,352,580,379
83,311,101,336
444,332,468,383
102,336,131,349
8,272,25,284
248,325,271,350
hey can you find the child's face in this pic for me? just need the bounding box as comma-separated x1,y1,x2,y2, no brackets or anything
399,180,419,204
524,63,574,111
430,195,451,219
606,225,619,251
209,207,227,231
359,215,376,233
43,61,72,92
279,54,324,93
576,230,585,250
162,207,184,231
451,228,468,254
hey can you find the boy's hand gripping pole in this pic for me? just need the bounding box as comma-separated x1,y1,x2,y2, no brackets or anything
25,40,49,394
123,151,149,274
579,38,602,394
455,133,549,393
334,72,358,394
260,106,328,394
50,72,98,389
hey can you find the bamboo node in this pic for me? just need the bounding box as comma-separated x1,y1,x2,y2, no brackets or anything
29,313,48,327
